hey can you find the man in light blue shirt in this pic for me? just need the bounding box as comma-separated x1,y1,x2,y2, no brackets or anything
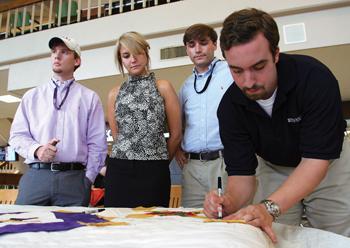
9,36,107,206
176,24,233,207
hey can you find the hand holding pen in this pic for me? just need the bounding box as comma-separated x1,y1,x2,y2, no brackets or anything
217,176,223,219
35,138,60,162
203,188,225,219
51,139,59,146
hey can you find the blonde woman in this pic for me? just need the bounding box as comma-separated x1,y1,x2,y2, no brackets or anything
105,32,181,207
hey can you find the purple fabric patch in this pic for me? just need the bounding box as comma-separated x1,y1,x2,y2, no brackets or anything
0,211,107,236
53,212,106,223
0,221,82,235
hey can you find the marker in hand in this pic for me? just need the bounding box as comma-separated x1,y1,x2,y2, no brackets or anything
51,139,59,146
217,176,223,219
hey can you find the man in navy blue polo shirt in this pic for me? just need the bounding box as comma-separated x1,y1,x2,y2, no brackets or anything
203,8,350,242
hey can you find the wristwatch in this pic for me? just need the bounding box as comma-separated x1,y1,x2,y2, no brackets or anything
260,199,281,221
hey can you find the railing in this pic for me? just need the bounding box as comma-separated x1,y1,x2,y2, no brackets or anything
0,0,181,40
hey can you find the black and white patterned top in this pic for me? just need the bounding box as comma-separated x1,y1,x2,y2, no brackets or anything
111,72,169,160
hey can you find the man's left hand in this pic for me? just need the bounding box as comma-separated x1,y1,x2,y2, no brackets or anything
99,166,106,176
224,204,277,243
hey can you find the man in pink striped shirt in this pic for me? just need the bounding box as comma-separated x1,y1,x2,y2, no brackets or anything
9,36,107,206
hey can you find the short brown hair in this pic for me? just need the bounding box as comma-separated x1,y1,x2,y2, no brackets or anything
115,31,150,76
183,24,218,45
220,8,279,57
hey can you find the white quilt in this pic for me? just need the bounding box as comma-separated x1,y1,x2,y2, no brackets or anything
0,205,349,248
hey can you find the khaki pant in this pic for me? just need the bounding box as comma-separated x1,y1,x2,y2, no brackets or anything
254,138,350,237
181,157,227,208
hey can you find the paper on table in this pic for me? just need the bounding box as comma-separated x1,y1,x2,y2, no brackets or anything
0,211,62,227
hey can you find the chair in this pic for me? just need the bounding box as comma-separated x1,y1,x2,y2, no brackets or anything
104,0,144,15
56,0,78,25
10,12,31,29
169,185,182,208
0,189,18,204
9,12,31,35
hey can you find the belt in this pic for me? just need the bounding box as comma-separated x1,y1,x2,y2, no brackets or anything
188,150,224,161
29,162,85,171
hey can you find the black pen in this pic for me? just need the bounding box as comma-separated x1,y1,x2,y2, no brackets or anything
83,208,105,214
51,139,60,146
217,176,223,219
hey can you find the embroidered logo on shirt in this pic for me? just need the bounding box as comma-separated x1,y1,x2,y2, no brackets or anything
287,116,302,123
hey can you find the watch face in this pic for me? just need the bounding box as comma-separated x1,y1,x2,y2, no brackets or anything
261,200,281,220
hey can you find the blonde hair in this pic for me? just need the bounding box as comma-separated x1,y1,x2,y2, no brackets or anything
115,31,151,76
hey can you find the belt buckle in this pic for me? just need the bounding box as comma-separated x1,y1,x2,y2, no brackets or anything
218,150,223,158
199,152,205,162
50,162,60,172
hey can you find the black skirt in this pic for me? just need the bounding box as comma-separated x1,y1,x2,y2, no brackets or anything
104,158,170,208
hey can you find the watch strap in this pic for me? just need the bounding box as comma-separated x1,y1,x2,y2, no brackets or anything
260,199,281,221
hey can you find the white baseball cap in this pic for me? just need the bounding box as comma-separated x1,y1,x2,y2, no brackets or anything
49,36,81,57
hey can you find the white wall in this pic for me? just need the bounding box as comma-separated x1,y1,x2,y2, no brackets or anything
2,0,350,90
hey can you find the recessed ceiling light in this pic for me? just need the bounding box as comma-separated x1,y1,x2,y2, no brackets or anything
0,95,21,103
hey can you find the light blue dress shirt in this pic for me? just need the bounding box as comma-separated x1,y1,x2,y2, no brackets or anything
179,58,233,152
